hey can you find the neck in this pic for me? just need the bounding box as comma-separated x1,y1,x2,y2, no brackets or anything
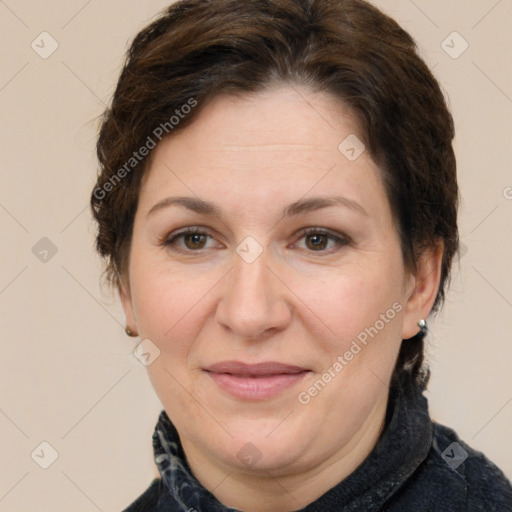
181,387,390,512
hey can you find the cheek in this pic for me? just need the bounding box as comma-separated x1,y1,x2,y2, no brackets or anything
291,258,405,364
129,259,204,347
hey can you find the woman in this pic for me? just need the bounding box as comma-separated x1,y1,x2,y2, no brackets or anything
91,0,512,510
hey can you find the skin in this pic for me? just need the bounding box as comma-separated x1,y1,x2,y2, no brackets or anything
121,84,443,512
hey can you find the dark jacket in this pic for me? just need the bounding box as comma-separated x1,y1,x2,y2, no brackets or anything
123,377,512,511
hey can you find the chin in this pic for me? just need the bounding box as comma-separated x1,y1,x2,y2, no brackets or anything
212,414,317,473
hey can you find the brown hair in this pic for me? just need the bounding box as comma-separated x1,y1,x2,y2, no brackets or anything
91,0,459,387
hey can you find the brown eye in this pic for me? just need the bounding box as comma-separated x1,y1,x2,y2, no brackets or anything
295,228,350,254
183,233,207,250
305,233,329,251
163,228,219,252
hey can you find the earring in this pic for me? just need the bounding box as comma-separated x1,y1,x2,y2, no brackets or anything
418,319,427,335
125,326,137,337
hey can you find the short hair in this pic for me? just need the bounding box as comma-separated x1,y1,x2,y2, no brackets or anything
91,0,459,387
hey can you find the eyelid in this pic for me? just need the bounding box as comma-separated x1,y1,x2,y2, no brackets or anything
161,227,223,250
296,227,351,243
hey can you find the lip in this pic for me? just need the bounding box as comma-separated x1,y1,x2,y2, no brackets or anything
203,361,310,400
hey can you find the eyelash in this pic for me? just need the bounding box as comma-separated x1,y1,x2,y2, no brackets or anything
161,227,350,254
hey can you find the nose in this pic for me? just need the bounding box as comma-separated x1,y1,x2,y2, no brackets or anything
215,249,291,340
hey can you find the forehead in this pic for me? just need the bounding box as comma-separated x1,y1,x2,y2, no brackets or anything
138,85,387,219
171,85,363,150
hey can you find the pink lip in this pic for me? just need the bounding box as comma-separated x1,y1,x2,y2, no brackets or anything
204,361,310,400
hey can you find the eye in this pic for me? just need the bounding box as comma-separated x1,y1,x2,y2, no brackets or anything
295,228,350,253
162,228,221,252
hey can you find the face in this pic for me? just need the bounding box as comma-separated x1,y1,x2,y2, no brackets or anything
122,84,428,480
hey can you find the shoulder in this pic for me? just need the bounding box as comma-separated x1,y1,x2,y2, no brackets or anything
430,422,512,511
122,478,162,512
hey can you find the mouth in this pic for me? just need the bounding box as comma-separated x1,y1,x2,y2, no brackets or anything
203,361,311,400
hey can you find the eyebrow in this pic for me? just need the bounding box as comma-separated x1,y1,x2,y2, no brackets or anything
147,196,221,217
147,195,367,218
284,196,367,217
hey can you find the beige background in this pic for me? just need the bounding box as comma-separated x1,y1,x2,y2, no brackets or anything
1,0,511,510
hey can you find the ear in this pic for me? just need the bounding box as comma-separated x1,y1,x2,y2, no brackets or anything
119,279,138,336
401,241,444,340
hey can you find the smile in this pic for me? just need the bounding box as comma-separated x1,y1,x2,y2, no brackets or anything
203,361,311,400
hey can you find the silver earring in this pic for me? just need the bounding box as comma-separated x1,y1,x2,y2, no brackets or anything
418,319,427,335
